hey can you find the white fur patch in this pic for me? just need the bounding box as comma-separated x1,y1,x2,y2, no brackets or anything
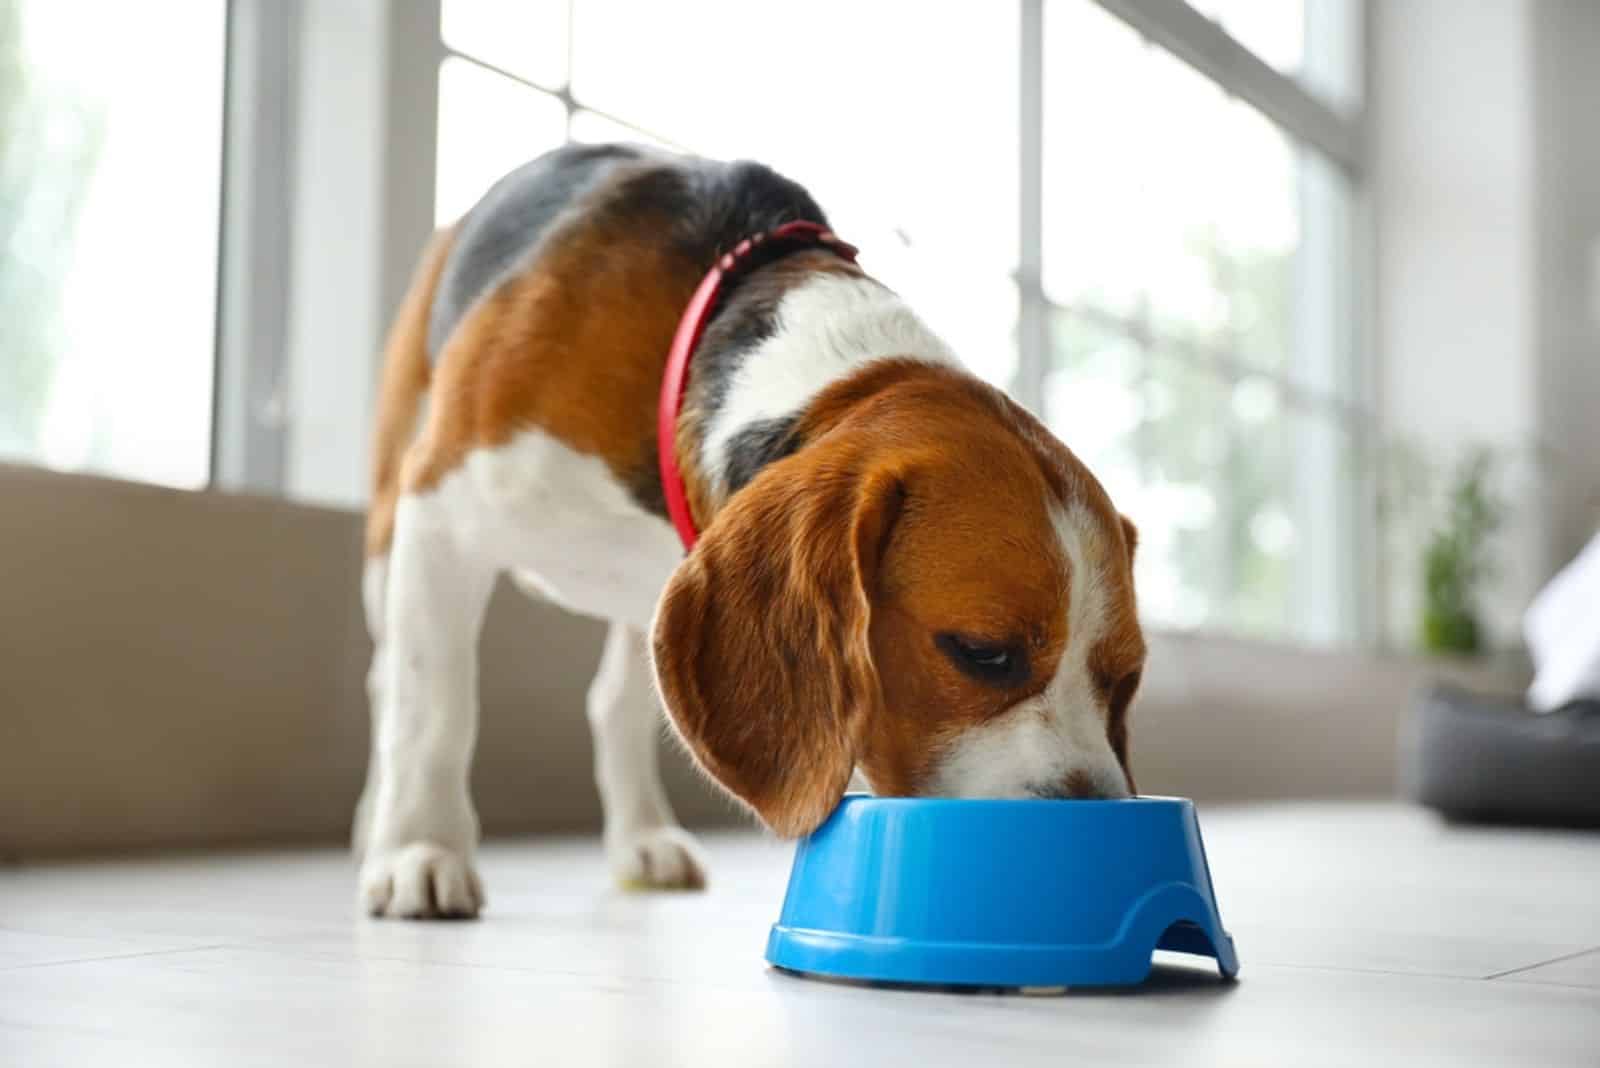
361,556,388,638
452,430,685,628
699,272,957,494
925,503,1131,799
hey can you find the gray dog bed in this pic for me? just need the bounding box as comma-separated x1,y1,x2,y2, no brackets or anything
1402,685,1600,827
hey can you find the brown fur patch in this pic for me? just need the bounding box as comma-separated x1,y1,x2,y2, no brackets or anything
402,166,704,502
366,225,457,557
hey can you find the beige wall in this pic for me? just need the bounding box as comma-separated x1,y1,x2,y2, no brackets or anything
0,464,1524,858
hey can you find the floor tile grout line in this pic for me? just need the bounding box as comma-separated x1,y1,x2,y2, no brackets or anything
1494,977,1600,992
1483,946,1600,981
1245,960,1497,981
1,943,238,972
208,940,773,994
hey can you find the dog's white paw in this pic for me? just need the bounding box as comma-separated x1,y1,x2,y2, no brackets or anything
608,826,708,891
361,841,484,919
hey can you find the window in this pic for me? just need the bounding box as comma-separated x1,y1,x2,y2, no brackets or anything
23,1,1363,643
435,55,567,225
1033,0,1364,645
0,0,226,489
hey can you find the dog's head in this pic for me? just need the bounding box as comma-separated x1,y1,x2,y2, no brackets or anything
652,361,1145,836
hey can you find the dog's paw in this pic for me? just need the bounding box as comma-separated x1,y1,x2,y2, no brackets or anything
608,826,708,891
361,841,484,919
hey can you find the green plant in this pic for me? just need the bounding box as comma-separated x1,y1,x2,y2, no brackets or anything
1417,447,1505,656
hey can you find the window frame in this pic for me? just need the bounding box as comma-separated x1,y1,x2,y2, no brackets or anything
214,0,442,508
437,0,686,159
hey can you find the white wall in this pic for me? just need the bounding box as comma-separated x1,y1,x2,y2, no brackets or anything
1532,1,1600,571
1372,0,1600,649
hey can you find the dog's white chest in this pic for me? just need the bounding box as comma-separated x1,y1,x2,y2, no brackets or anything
450,430,684,628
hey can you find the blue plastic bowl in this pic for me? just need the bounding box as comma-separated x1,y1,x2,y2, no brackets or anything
766,795,1239,988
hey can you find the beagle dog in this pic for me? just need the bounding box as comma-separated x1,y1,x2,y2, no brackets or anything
355,143,1145,919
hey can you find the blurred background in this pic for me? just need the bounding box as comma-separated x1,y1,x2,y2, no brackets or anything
2,0,1598,853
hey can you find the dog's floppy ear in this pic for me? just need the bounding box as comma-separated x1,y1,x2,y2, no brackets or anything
652,446,903,837
1119,514,1139,564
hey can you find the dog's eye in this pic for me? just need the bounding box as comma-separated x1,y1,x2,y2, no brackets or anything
935,633,1029,686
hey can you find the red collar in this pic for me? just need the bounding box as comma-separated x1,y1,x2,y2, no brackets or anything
657,220,859,551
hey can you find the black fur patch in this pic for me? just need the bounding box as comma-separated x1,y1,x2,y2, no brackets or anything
680,160,830,261
721,416,801,496
428,143,646,358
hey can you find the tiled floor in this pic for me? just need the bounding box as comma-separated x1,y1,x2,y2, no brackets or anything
2,802,1597,1067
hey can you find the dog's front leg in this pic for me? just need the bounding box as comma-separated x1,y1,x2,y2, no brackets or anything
588,623,708,889
359,494,494,918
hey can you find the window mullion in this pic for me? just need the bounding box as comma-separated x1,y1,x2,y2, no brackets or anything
213,0,299,495
1014,0,1047,414
1091,0,1362,177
